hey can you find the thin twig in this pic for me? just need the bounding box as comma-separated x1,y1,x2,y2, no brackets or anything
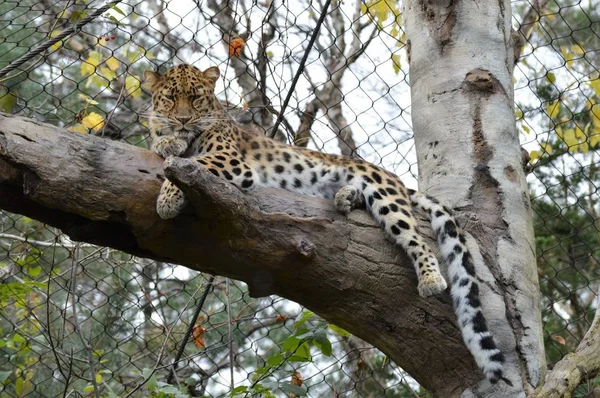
128,276,214,396
46,240,68,381
269,0,333,138
226,277,235,391
69,243,100,398
0,232,96,249
0,0,124,80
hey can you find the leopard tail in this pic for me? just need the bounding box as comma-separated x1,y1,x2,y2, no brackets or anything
409,191,508,385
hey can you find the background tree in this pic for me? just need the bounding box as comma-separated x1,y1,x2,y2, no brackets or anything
0,0,599,397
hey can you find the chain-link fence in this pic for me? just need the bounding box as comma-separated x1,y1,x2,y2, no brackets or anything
0,0,598,396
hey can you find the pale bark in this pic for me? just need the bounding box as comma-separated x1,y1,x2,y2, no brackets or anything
1,113,491,396
405,0,544,396
536,301,600,398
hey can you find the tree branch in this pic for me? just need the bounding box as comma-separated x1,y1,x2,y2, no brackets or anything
536,296,600,398
513,0,551,61
0,113,482,396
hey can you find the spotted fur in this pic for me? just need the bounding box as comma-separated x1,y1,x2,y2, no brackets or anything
144,64,506,383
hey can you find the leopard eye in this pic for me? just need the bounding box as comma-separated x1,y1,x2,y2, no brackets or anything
190,95,201,101
165,94,175,101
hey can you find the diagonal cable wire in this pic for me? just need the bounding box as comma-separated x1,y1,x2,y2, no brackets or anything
269,0,333,139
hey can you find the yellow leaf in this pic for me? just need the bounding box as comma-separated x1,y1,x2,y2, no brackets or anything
391,54,401,75
546,72,556,84
106,56,119,71
125,75,141,98
541,142,553,155
529,150,540,163
546,101,560,120
590,131,600,148
515,108,523,119
68,124,89,134
522,125,530,134
560,47,574,68
95,373,102,383
571,44,584,55
81,51,103,76
363,0,399,28
99,66,116,81
574,125,585,139
85,74,108,89
555,125,563,139
82,112,104,132
592,105,600,126
579,142,589,153
78,94,99,105
588,79,600,98
50,30,63,51
562,128,577,148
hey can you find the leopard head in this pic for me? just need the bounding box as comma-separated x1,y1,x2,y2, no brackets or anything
144,64,221,134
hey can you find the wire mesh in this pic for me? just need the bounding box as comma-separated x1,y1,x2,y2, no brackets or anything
0,0,598,396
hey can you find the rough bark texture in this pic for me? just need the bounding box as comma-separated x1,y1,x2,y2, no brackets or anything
536,304,600,398
405,0,545,396
1,113,495,396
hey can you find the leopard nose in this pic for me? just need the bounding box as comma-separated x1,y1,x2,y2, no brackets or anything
177,116,191,124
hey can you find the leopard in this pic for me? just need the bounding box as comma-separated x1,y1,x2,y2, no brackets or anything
144,64,507,384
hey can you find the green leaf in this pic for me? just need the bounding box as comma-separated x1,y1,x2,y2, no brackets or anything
293,310,314,329
254,366,270,375
546,72,556,84
282,336,301,353
185,376,198,386
28,266,42,278
0,371,11,383
159,385,179,394
0,92,17,113
280,382,307,396
266,353,283,367
12,333,25,344
230,385,249,396
142,368,157,390
328,324,351,337
287,354,311,362
295,331,314,339
109,3,127,16
106,14,121,26
296,341,311,359
313,331,332,356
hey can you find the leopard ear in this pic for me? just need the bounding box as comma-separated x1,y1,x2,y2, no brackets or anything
203,67,220,85
143,70,162,91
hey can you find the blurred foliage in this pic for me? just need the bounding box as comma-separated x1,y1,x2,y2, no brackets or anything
0,0,599,396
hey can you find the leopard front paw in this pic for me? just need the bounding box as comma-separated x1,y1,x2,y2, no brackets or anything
153,136,188,158
417,272,448,298
334,185,361,214
156,180,188,219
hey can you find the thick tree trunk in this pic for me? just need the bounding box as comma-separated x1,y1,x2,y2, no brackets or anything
2,113,506,396
405,0,545,396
